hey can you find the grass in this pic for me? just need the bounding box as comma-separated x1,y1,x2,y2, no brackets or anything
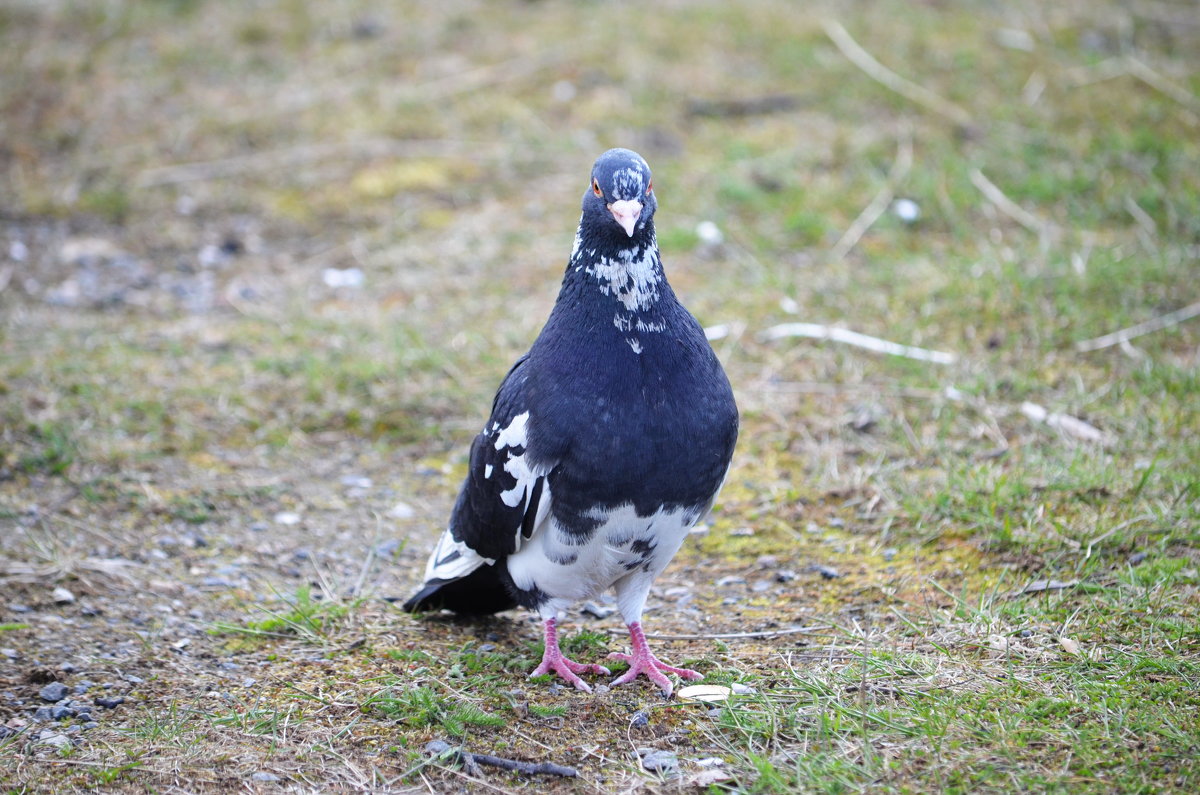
1,0,1198,791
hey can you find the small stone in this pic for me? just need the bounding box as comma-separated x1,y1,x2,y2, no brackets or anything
250,772,281,782
812,564,841,580
82,721,99,730
730,683,757,695
0,726,15,739
373,539,402,557
755,555,778,569
50,706,75,720
94,696,125,709
32,707,53,722
882,547,898,562
1128,552,1147,566
39,683,68,703
630,710,649,728
340,475,372,489
36,730,71,750
640,749,679,773
8,603,31,613
51,587,75,604
892,197,921,223
123,674,144,684
775,570,797,583
250,522,269,533
273,511,302,526
715,576,746,587
386,501,416,519
2,648,18,660
751,580,771,593
581,601,615,619
425,739,453,756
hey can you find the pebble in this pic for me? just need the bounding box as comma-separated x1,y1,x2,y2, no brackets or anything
775,570,797,583
39,682,68,703
273,511,302,526
386,501,416,519
581,601,615,619
630,711,649,728
250,772,281,782
812,564,841,580
374,539,402,557
32,707,54,722
2,648,18,660
95,696,125,709
36,730,71,749
83,721,99,730
882,547,898,562
50,706,75,720
639,749,679,773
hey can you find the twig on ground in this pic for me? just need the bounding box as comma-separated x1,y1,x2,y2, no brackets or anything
604,624,832,641
1019,402,1108,443
829,126,913,262
968,168,1052,238
1075,300,1200,352
426,740,577,778
761,322,958,365
1062,55,1200,123
822,19,973,127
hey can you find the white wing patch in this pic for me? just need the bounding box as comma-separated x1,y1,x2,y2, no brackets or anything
424,527,495,582
490,411,546,511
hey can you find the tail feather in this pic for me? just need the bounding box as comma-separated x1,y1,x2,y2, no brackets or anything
402,562,517,615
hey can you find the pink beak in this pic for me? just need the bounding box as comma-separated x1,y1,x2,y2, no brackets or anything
608,200,642,237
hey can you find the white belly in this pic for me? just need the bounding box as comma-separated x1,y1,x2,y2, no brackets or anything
506,502,701,615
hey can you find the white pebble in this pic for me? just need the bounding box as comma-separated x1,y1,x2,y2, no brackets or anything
695,220,724,246
892,198,921,223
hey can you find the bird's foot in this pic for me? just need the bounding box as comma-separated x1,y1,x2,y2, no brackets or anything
529,616,610,692
607,621,702,696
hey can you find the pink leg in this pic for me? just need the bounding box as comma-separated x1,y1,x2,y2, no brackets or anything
529,616,610,692
607,621,703,695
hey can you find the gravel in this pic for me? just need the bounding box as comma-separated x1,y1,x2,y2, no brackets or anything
38,682,68,702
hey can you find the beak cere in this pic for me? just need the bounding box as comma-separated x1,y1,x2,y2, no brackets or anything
608,199,642,237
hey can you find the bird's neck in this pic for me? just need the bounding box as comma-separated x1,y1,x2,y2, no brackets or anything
565,220,665,315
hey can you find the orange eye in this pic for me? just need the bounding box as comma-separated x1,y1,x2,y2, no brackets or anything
592,178,603,197
646,179,653,195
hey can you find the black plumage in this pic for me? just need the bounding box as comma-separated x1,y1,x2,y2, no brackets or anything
403,149,737,694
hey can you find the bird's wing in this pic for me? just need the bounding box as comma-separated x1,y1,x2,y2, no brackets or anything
421,355,555,584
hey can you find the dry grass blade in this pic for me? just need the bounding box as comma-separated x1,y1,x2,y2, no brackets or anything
761,323,958,364
829,127,914,262
822,19,973,127
1075,299,1200,352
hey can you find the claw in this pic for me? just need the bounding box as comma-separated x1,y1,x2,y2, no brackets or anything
607,621,702,696
529,617,609,692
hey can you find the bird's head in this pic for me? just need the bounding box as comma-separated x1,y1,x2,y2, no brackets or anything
583,148,656,240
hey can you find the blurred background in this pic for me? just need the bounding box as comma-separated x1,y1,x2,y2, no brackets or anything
1,0,1198,790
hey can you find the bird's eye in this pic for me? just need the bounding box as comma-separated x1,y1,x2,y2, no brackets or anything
592,179,603,197
646,179,653,195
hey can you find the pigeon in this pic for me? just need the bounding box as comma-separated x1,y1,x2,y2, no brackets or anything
403,148,738,694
